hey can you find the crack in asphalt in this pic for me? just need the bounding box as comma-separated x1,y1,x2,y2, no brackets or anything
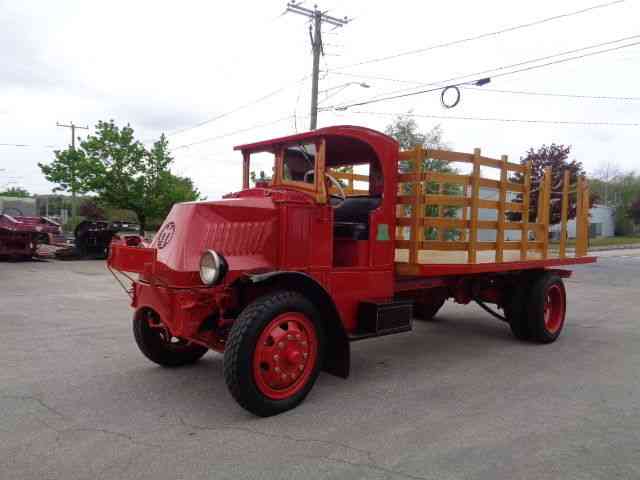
1,394,160,449
295,453,432,480
1,394,67,419
176,414,377,465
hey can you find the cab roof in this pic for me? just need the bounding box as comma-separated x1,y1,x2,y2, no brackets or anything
234,125,396,153
234,125,399,172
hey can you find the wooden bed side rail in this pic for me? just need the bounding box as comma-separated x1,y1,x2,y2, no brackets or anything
326,169,370,196
394,146,590,267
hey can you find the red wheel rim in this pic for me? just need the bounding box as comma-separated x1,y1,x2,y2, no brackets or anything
544,284,565,334
253,312,318,400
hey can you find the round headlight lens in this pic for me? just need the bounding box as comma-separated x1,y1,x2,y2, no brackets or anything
199,250,222,285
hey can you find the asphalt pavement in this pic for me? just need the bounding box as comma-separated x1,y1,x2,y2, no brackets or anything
1,251,639,480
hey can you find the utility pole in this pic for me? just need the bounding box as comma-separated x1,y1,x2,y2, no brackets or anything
285,2,350,130
57,121,88,219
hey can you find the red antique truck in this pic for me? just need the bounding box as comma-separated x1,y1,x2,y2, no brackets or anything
108,125,595,416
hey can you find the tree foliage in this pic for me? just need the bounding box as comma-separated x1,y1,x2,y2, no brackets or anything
384,113,460,239
590,171,640,234
384,113,451,173
509,144,594,225
629,196,640,225
78,198,106,220
39,120,201,232
0,186,31,198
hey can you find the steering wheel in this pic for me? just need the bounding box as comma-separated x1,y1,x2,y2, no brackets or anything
303,170,346,207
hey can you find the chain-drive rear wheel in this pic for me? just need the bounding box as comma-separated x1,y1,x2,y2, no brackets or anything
224,291,324,417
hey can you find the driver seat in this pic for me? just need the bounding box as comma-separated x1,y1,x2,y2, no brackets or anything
333,196,381,240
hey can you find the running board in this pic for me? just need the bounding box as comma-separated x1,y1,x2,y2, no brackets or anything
349,298,413,341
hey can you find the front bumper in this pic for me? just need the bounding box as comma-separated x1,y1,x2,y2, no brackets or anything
108,244,222,339
132,281,217,338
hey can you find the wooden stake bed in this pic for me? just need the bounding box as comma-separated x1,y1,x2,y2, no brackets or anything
391,146,594,277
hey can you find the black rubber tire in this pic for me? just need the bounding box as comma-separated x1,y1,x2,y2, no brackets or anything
223,291,325,417
527,273,566,344
133,310,208,367
414,298,445,321
505,283,531,341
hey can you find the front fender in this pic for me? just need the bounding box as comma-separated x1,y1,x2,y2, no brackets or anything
238,271,350,378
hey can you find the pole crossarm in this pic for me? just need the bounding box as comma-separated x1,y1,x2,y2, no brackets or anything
285,2,350,130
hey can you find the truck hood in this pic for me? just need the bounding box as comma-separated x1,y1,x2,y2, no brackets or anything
148,195,279,287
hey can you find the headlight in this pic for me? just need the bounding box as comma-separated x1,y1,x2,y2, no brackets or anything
199,250,226,285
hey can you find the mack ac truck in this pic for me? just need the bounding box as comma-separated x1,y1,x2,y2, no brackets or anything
108,125,595,416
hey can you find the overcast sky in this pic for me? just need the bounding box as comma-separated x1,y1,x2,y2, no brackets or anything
1,0,639,199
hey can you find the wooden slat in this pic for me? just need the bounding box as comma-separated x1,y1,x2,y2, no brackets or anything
398,150,418,160
478,155,526,173
521,161,532,261
559,169,570,259
496,155,507,262
419,241,470,251
423,149,473,163
477,199,524,211
398,171,471,185
410,146,423,265
575,176,589,257
540,167,552,260
396,240,469,251
477,178,525,193
327,171,369,182
468,148,481,263
461,183,468,241
421,195,470,206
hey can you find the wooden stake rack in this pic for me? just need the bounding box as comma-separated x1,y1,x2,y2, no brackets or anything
394,147,591,276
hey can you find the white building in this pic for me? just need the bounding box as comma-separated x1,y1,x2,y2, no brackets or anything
550,204,615,239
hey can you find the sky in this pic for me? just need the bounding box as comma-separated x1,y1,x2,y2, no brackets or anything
1,0,639,200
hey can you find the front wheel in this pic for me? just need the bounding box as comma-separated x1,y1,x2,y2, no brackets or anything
133,309,208,366
224,291,324,417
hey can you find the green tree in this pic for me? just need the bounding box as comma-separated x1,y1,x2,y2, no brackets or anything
39,148,95,218
0,186,31,197
384,113,460,240
591,171,640,235
39,121,201,233
510,144,594,225
384,113,451,172
629,195,640,226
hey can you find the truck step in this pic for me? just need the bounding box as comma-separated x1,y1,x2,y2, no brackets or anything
350,298,413,341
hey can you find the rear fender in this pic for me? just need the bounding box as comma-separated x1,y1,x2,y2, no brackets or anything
236,271,350,378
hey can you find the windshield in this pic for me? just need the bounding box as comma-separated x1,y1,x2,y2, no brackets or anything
283,143,316,185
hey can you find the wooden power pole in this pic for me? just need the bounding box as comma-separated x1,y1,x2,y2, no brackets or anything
56,121,88,219
285,2,350,130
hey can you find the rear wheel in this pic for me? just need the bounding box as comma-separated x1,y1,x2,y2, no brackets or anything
504,282,531,341
224,291,324,417
133,309,208,366
527,273,566,343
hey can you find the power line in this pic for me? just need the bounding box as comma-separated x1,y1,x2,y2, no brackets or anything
346,110,640,127
322,36,640,110
462,86,640,101
172,115,296,150
0,143,58,149
163,78,307,138
330,0,628,71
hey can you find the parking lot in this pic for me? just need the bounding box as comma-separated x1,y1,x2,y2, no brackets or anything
1,252,640,480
